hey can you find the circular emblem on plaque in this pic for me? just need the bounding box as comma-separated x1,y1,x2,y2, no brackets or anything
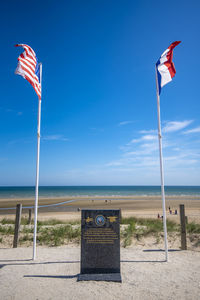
95,215,106,226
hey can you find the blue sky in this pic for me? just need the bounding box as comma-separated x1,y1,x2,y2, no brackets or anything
0,0,200,186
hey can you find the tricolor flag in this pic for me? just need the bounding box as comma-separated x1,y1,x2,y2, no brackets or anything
156,41,181,94
155,41,181,261
15,44,41,100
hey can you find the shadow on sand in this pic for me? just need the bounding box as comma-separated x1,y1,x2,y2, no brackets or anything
0,260,79,270
24,274,78,279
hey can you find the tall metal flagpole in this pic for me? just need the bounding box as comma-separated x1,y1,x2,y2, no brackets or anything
155,67,168,262
33,63,42,260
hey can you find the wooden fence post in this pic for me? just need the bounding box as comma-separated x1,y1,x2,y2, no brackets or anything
13,204,22,248
28,209,32,225
179,204,187,250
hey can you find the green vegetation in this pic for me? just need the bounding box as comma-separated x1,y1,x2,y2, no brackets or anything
18,224,81,246
37,225,81,246
0,217,81,226
121,217,179,247
37,219,80,226
0,218,15,225
0,216,199,248
187,222,200,234
0,217,32,225
122,220,135,248
0,225,14,235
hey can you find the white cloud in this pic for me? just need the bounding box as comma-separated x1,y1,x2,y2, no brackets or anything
183,126,200,134
118,121,133,126
42,135,69,141
124,142,158,157
139,129,157,134
129,134,157,144
163,120,193,133
104,119,200,185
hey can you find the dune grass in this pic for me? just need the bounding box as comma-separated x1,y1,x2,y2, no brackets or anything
37,225,81,246
0,216,199,248
0,225,14,235
121,217,179,247
187,222,200,234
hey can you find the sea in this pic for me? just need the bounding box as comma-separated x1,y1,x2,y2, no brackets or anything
0,186,200,199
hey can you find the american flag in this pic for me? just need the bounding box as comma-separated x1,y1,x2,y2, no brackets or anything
15,44,41,100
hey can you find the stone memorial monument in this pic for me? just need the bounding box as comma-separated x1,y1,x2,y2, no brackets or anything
78,209,121,282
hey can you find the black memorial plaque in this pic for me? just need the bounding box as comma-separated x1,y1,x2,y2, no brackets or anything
78,209,121,282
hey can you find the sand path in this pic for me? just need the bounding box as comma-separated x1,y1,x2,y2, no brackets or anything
0,245,200,300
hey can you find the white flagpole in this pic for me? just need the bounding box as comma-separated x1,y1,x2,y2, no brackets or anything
155,67,168,262
33,63,42,260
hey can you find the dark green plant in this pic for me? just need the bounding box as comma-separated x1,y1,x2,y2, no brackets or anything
187,222,200,234
0,218,15,225
122,220,136,247
0,225,14,235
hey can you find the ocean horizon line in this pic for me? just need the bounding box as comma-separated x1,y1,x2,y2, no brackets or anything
0,185,200,188
0,185,200,199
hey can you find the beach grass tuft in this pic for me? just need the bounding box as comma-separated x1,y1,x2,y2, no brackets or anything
121,217,178,247
187,222,200,234
0,218,15,225
37,225,81,246
36,219,80,226
0,225,14,235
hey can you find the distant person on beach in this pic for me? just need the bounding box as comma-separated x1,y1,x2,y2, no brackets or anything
157,213,160,219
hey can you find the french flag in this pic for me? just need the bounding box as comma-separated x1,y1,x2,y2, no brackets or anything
156,41,181,94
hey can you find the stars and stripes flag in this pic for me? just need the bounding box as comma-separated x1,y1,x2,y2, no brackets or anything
15,44,41,100
156,41,181,94
15,44,42,260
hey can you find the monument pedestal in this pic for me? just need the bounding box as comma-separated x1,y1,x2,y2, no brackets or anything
78,273,121,282
78,209,122,282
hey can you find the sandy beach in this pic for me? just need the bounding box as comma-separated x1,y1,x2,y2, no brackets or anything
0,195,200,299
0,195,200,223
0,245,200,300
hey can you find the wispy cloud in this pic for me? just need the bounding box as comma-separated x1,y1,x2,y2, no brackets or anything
163,120,193,133
42,135,69,141
118,121,133,126
139,129,157,134
129,134,157,144
124,142,158,157
183,126,200,134
105,118,200,183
